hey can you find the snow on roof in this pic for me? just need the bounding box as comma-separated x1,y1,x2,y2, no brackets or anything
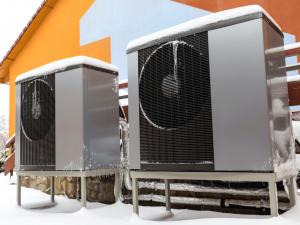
15,56,119,83
287,75,300,83
0,0,57,82
127,5,280,53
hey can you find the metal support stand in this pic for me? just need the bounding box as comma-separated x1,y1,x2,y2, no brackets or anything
130,171,297,217
17,175,21,206
165,179,171,212
81,176,87,207
268,181,278,216
50,176,55,203
114,172,120,201
288,176,296,207
132,177,139,215
16,168,119,209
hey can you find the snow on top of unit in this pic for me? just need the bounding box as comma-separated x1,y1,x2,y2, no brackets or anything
287,75,300,83
15,56,119,83
127,5,280,52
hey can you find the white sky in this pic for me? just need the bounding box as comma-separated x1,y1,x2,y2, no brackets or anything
0,0,43,125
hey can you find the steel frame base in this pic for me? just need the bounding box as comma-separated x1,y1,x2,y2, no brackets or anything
16,168,120,208
130,171,297,217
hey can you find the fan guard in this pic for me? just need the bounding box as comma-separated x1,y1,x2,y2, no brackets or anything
139,41,203,130
21,79,55,141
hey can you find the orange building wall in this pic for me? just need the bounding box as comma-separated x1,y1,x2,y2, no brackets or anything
8,0,111,136
175,0,300,41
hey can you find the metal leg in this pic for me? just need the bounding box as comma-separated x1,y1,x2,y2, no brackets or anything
132,177,139,215
17,175,21,206
50,176,55,203
165,179,171,212
81,176,87,207
288,176,296,207
114,172,120,202
268,181,279,216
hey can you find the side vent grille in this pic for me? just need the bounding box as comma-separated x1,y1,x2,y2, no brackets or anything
20,75,55,170
138,32,214,170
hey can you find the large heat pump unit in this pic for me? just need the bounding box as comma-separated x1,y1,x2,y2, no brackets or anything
127,6,295,172
15,56,120,171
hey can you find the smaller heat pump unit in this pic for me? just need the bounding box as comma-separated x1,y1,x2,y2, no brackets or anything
15,56,120,171
127,6,295,172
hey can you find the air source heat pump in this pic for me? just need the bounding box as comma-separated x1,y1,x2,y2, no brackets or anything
127,6,295,172
15,56,120,171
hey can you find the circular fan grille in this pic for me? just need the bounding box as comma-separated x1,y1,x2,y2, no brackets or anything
21,79,55,141
139,41,202,130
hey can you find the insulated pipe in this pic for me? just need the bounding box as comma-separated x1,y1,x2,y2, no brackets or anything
285,63,300,72
136,181,288,199
121,194,290,211
119,119,132,191
265,42,300,57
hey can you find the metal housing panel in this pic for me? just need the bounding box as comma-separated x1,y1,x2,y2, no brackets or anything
262,20,294,172
55,68,84,170
209,19,273,171
128,51,141,169
15,84,21,171
82,67,119,169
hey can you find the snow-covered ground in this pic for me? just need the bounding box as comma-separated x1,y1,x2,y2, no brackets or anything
0,174,299,225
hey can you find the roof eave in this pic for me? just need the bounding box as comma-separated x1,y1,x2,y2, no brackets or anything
0,0,58,83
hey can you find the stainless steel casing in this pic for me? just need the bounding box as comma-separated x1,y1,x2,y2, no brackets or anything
55,66,120,170
209,18,293,171
16,64,120,171
15,85,21,171
128,52,140,169
128,17,294,172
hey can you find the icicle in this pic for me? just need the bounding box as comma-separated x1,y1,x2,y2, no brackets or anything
32,80,41,120
172,40,180,82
